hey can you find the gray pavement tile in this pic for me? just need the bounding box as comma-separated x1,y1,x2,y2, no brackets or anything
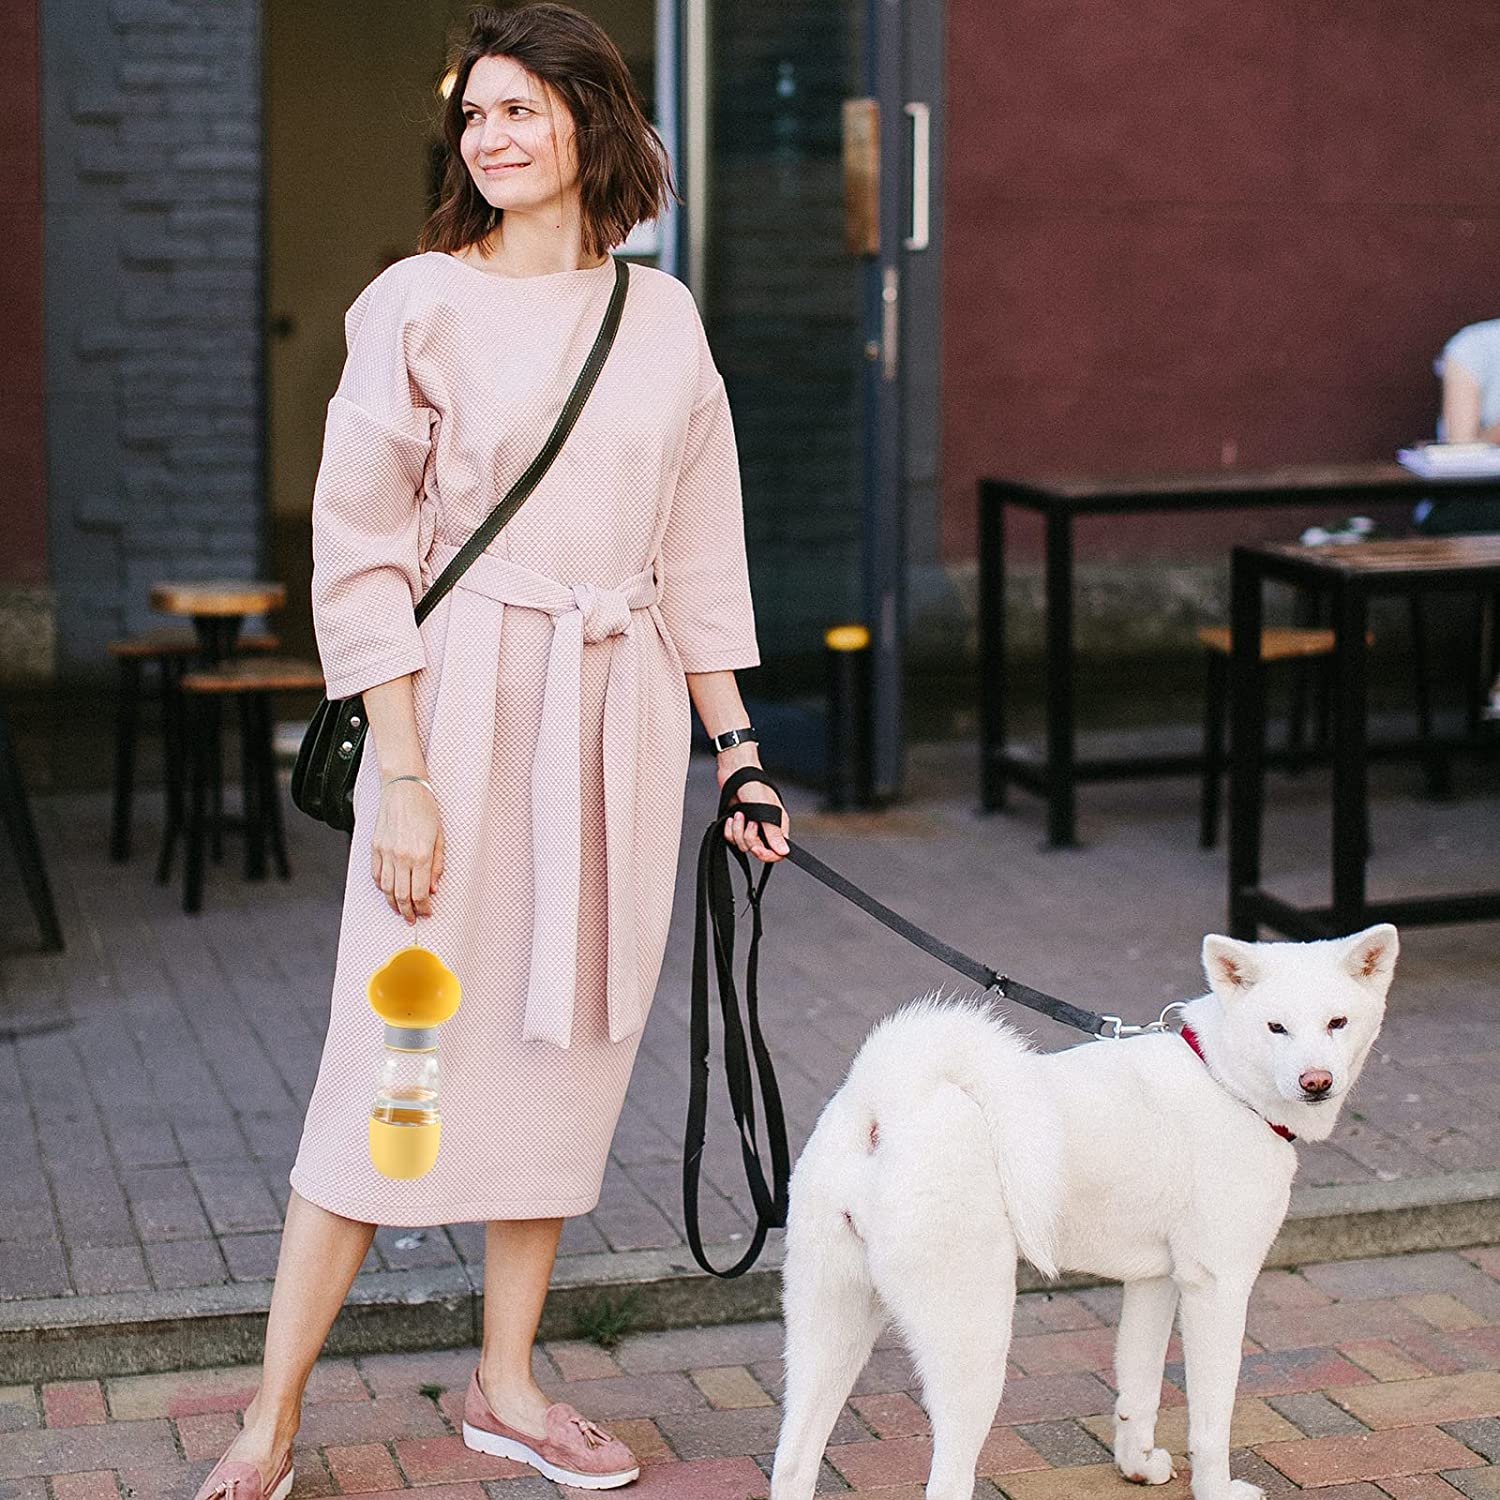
68,1243,152,1296
143,1237,228,1291
1441,1416,1500,1463
1267,1390,1369,1437
217,1230,283,1281
0,1243,69,1302
1013,1418,1113,1465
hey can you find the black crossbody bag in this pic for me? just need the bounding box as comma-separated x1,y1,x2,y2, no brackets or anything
292,255,630,832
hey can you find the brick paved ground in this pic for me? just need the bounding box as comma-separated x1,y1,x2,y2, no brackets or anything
0,1246,1497,1496
1,737,1497,1299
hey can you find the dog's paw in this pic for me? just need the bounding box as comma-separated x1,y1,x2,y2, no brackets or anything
1118,1447,1175,1485
1225,1483,1265,1500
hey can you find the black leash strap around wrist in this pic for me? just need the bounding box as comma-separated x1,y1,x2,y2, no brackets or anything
683,765,1118,1280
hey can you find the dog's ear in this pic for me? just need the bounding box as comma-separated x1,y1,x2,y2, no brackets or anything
1341,923,1399,992
1202,934,1261,996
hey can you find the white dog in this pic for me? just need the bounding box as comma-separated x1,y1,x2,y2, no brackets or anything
770,924,1398,1500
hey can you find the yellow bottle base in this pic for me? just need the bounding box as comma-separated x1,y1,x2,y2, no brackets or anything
369,1116,441,1178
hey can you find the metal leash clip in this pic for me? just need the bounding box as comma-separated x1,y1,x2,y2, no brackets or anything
1097,1001,1190,1041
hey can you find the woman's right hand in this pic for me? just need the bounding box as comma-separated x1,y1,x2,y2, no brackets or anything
370,779,444,923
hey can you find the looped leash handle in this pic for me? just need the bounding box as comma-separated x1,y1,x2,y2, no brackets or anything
680,762,1122,1279
683,765,792,1278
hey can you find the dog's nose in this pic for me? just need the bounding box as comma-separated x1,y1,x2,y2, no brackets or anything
1299,1069,1333,1096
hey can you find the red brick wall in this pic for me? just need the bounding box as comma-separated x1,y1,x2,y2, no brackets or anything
940,0,1500,561
0,0,46,586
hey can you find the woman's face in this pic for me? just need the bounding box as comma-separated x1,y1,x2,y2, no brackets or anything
459,53,581,213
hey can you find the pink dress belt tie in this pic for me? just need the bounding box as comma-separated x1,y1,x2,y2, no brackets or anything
424,539,662,1048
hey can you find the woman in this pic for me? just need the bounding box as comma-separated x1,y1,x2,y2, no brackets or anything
1437,316,1500,448
1417,317,1500,717
194,6,789,1496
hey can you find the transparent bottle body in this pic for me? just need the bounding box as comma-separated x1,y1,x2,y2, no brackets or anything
370,1046,441,1127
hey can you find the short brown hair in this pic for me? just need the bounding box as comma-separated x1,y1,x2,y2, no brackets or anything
418,3,678,260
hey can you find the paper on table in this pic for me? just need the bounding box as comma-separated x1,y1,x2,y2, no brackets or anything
1397,442,1500,478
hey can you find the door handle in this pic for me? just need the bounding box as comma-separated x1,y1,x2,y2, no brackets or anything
903,102,930,252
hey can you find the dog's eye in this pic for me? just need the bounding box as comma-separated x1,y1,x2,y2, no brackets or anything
1328,1016,1347,1031
1267,1021,1287,1035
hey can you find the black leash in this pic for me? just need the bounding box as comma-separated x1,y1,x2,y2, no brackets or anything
683,765,1123,1280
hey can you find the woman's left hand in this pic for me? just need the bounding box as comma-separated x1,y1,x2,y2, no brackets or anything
723,777,790,863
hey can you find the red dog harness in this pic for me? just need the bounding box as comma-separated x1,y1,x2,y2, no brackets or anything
1180,1024,1297,1142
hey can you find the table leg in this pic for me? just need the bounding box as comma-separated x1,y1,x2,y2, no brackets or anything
109,657,140,862
1044,509,1077,847
207,697,224,864
188,613,244,866
192,615,244,663
1227,549,1267,940
239,694,266,881
0,703,64,951
155,657,184,885
1408,593,1452,799
1331,582,1370,930
184,695,207,914
979,483,1008,812
257,694,291,879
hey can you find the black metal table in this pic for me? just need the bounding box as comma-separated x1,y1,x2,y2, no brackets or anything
979,463,1500,846
1228,534,1500,940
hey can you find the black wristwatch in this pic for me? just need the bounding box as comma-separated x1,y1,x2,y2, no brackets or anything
711,724,757,752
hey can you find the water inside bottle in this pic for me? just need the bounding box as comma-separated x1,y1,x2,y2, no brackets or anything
371,1084,437,1127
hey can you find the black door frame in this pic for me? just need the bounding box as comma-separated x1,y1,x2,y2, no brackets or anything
675,0,943,804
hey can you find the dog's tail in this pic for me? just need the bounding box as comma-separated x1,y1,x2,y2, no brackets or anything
843,989,1063,1280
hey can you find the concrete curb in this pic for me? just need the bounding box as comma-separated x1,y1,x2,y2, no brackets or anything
3,1171,1497,1382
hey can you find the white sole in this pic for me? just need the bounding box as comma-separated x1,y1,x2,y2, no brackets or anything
463,1420,640,1489
270,1469,295,1500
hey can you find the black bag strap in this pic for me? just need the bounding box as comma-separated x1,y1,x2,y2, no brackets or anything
413,254,629,627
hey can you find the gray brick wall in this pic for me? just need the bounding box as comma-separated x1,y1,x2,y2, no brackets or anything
41,0,264,684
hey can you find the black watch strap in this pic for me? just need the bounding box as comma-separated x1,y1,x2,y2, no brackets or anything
712,725,757,752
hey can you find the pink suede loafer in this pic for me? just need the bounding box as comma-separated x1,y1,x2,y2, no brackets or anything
461,1367,640,1488
191,1447,294,1500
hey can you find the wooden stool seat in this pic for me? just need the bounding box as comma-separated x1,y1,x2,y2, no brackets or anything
180,657,324,696
108,629,279,660
1197,625,1372,661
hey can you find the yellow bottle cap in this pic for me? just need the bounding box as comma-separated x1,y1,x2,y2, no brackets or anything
368,946,462,1028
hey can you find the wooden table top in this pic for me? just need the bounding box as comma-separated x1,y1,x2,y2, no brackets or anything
1247,533,1500,576
149,580,286,616
981,460,1500,510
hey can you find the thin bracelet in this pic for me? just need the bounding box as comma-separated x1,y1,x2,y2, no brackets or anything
383,774,435,797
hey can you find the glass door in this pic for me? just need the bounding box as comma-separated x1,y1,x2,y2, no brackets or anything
690,0,912,797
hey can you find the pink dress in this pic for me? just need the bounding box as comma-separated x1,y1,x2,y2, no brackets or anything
288,251,759,1225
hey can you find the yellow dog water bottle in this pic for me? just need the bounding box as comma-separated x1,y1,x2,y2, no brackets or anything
366,946,461,1179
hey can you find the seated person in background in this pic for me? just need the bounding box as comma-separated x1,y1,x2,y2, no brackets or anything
1439,317,1500,445
1418,316,1500,716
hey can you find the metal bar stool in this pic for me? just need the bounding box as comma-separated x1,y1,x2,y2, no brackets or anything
1198,625,1371,850
177,656,324,913
106,628,279,868
0,700,64,951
